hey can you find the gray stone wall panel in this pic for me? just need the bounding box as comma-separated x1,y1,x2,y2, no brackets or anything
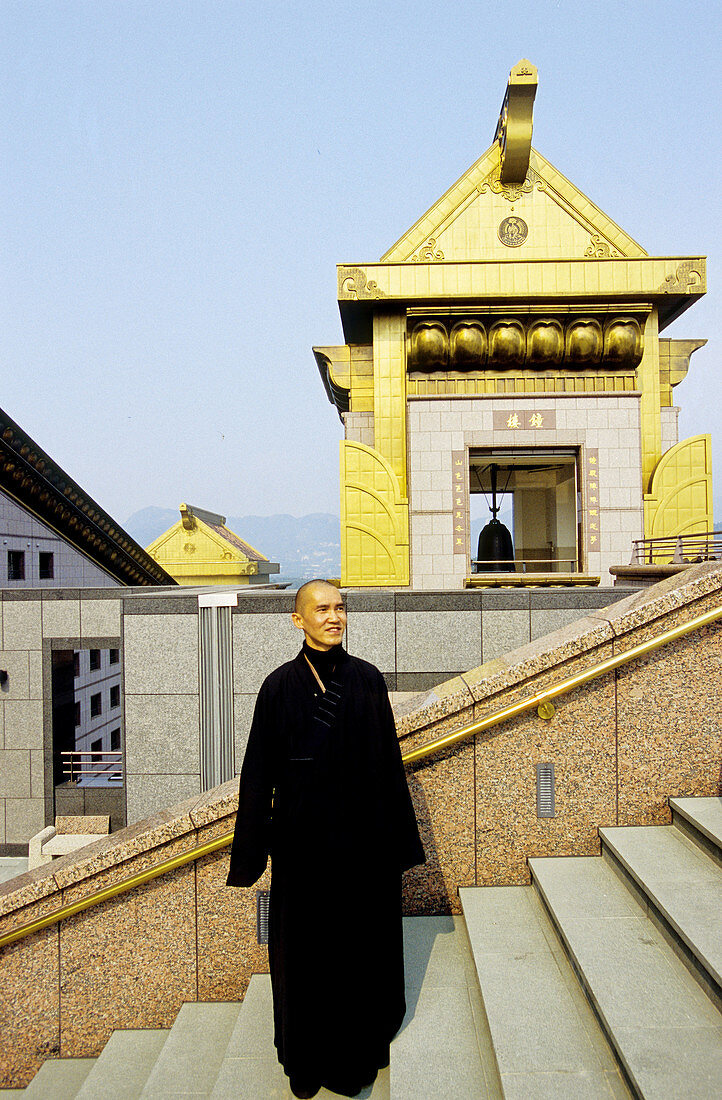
124,614,199,694
124,695,200,775
396,610,481,674
232,614,300,694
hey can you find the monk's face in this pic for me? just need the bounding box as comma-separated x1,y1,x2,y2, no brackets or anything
292,583,347,651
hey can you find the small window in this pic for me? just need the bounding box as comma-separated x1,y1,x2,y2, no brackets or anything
110,684,120,709
7,550,25,580
90,737,103,764
109,648,120,665
90,692,102,717
39,551,54,579
89,649,101,671
74,700,81,726
110,727,121,751
73,652,80,677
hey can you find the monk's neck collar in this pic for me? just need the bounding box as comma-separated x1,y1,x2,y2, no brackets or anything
301,640,346,674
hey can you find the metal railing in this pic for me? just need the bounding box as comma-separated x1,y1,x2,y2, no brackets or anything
471,557,577,573
60,750,123,785
2,600,720,951
630,531,721,566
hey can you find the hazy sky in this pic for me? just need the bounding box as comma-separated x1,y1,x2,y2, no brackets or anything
2,0,720,526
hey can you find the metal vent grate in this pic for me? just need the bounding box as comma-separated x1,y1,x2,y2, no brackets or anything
256,890,270,945
536,763,555,818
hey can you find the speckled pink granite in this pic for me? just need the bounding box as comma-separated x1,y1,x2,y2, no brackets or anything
0,562,720,1087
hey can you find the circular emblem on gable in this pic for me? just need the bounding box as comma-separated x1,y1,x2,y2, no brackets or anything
498,217,528,247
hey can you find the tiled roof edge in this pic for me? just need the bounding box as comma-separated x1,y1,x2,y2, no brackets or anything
0,407,175,587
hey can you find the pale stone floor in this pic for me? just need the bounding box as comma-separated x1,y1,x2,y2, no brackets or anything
0,857,28,885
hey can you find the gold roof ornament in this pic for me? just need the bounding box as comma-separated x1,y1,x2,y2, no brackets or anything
494,58,538,185
147,504,280,585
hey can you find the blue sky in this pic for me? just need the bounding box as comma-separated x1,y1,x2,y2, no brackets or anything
1,0,720,524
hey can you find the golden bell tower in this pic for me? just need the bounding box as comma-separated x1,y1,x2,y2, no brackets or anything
315,60,711,588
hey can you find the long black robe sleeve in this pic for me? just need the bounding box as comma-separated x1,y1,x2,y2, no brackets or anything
380,687,426,872
226,681,275,887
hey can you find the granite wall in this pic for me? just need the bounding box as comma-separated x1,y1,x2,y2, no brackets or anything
395,563,722,911
0,564,719,1087
0,584,638,851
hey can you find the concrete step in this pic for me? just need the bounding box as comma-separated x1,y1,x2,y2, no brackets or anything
139,1002,242,1098
212,917,493,1099
601,824,722,1006
21,1058,95,1100
391,915,501,1100
460,885,629,1099
74,1029,168,1100
210,974,390,1099
670,796,722,866
530,855,722,1100
210,976,292,1098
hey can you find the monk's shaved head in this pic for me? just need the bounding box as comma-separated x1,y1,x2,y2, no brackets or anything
294,579,341,615
292,580,346,651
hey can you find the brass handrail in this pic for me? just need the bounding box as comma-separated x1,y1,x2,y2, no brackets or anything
0,832,234,949
402,603,722,764
2,600,720,951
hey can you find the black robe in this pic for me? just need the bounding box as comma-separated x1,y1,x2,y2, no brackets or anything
227,645,425,1095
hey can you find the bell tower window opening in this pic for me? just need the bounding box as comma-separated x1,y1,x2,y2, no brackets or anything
470,448,580,574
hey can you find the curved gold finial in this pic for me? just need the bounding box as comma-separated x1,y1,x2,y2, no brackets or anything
494,59,538,185
179,502,196,531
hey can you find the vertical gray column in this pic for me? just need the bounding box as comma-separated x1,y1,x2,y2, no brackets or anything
199,593,236,791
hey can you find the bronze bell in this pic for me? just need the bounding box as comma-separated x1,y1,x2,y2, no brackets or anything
476,464,514,572
477,518,514,572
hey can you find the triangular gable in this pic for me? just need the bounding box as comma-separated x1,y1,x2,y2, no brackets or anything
145,524,179,558
205,522,269,562
381,144,646,263
147,518,253,564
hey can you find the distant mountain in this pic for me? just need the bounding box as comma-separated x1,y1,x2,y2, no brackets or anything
123,507,341,583
123,507,179,548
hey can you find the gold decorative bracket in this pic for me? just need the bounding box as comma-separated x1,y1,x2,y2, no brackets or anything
180,503,196,531
494,59,538,185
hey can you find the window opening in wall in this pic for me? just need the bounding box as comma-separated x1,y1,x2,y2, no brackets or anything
7,550,25,580
39,551,54,579
470,448,580,574
51,647,124,804
109,648,120,665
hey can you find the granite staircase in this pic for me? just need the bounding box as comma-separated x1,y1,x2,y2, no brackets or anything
461,795,722,1100
6,798,721,1100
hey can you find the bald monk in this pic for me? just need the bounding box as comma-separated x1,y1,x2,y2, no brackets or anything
227,579,425,1098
